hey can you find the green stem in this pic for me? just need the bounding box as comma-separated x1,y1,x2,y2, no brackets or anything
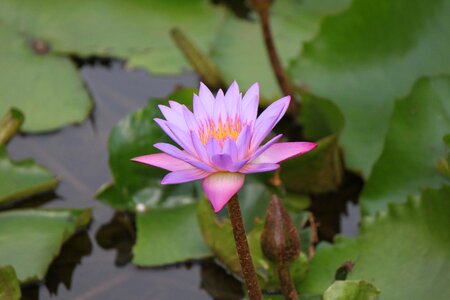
227,194,263,300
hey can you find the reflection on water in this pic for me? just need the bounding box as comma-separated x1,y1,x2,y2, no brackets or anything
6,60,361,299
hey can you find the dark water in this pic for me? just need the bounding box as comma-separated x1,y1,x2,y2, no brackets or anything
6,62,361,299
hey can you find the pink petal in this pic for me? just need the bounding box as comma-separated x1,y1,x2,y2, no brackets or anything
240,163,280,174
251,134,283,159
161,168,210,184
251,96,290,150
203,172,245,212
131,153,193,171
253,142,317,164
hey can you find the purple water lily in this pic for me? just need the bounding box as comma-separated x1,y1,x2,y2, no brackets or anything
132,82,316,212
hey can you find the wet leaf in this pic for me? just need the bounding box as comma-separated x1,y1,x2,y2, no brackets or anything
0,26,92,133
133,203,212,266
210,0,351,103
96,90,199,211
299,186,450,300
289,0,450,176
0,146,58,206
0,266,21,300
0,209,91,283
361,76,450,215
0,0,224,74
323,280,380,300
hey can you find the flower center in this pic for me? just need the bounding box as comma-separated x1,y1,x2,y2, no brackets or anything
199,117,241,146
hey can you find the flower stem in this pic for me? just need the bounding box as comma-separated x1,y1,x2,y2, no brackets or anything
277,263,299,300
227,194,263,300
251,0,300,116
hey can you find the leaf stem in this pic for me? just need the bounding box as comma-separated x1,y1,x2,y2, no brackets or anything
0,108,24,146
251,0,300,116
227,194,263,300
278,263,299,300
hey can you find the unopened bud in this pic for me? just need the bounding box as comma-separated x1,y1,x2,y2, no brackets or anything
261,195,300,264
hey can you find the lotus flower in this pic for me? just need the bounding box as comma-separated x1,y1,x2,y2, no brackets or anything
132,82,316,212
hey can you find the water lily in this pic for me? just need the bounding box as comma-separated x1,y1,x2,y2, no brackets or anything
132,82,316,212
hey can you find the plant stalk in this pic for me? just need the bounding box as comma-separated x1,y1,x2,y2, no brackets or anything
278,263,299,300
0,108,24,146
252,0,300,116
227,194,263,300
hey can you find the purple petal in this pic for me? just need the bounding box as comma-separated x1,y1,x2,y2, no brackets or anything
193,94,209,125
163,121,196,154
154,143,190,161
154,118,184,147
158,105,186,129
241,82,259,124
206,138,222,159
251,134,283,159
161,168,210,184
191,132,209,162
211,154,233,171
213,89,227,123
182,106,199,132
168,100,184,113
203,172,245,212
199,83,214,112
251,96,290,150
224,81,240,118
236,125,252,160
240,163,280,174
131,153,192,171
223,138,238,161
253,142,317,164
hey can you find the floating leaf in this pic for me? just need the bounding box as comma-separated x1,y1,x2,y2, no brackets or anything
0,146,57,206
133,203,212,266
323,280,380,300
361,76,450,215
289,0,450,176
0,26,92,132
97,90,198,211
0,0,224,74
210,0,351,103
0,209,91,283
299,186,450,300
0,266,21,300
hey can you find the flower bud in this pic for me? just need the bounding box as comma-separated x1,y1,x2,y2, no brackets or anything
261,195,300,264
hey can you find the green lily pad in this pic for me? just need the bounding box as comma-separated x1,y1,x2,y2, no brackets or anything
0,209,92,283
133,203,212,266
96,89,199,211
197,196,309,291
289,0,450,176
361,76,450,215
0,26,92,133
323,280,380,300
0,0,224,74
0,146,58,206
209,0,351,103
299,185,450,300
0,266,21,300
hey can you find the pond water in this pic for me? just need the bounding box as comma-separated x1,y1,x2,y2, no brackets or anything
6,61,361,299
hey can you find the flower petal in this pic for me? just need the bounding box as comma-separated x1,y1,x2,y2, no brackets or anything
240,163,280,174
236,125,252,160
203,172,245,212
199,82,215,112
154,142,190,161
224,81,240,118
251,134,283,160
211,153,233,171
253,142,317,164
158,105,186,129
251,96,290,150
161,169,210,184
241,82,259,124
131,153,192,171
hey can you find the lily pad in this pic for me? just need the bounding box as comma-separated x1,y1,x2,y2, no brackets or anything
209,0,351,103
0,26,92,133
0,146,58,206
96,90,199,211
0,209,92,283
289,0,450,176
0,266,21,300
299,186,450,300
133,203,212,267
0,0,224,74
323,280,380,300
361,76,450,215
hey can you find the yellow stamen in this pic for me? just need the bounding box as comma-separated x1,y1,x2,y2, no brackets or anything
199,117,241,146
